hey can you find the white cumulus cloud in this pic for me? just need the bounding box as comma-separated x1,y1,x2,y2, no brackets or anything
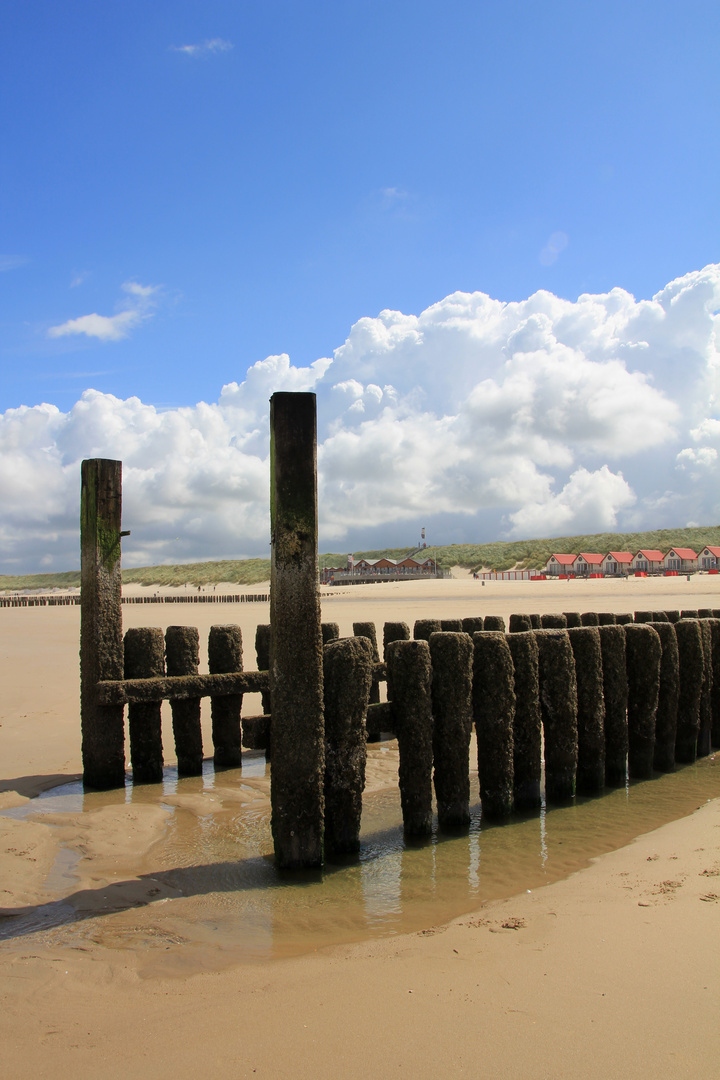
3,265,720,572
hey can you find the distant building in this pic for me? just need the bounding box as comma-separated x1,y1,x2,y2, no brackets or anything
323,555,437,584
544,554,577,575
698,545,720,570
573,552,604,577
631,549,665,574
663,547,698,573
601,551,633,576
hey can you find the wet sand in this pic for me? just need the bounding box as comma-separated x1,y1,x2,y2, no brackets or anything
1,574,719,1078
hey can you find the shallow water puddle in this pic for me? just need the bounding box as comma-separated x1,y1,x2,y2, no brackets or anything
0,750,718,969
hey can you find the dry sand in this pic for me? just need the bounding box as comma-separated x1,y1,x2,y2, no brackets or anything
1,574,719,1079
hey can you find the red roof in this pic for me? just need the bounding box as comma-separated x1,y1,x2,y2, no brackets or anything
575,552,604,564
666,548,697,560
606,551,633,562
701,546,720,557
548,554,577,566
634,549,664,561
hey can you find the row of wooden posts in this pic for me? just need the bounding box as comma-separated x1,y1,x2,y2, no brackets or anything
79,394,720,870
95,608,720,866
0,593,270,608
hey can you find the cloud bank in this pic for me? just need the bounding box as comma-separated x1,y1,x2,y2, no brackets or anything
3,265,719,572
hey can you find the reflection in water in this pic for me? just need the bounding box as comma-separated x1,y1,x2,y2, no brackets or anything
468,820,480,893
539,798,548,868
0,754,717,960
361,851,402,927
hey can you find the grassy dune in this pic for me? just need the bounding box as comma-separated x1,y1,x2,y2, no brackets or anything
2,525,719,590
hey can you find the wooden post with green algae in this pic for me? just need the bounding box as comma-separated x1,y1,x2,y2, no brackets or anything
269,392,324,869
80,458,126,790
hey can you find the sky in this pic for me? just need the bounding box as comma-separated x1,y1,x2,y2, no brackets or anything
1,1,719,572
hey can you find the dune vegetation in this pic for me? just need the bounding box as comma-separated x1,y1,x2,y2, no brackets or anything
2,525,719,591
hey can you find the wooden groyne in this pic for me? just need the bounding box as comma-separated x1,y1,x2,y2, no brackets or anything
0,593,268,607
72,392,720,871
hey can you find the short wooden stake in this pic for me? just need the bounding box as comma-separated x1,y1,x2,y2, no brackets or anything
507,631,541,811
534,629,578,802
386,639,433,838
124,627,165,783
429,631,473,830
323,637,373,859
209,625,244,768
166,625,203,775
472,631,515,819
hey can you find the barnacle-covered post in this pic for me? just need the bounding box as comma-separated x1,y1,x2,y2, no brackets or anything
429,631,473,830
507,630,541,810
80,458,126,789
323,636,374,859
472,631,515,819
386,639,434,838
209,625,244,768
166,625,204,775
648,621,680,772
534,629,578,802
625,623,661,779
124,626,165,783
597,624,628,786
414,618,441,641
697,620,714,757
567,626,605,794
353,621,380,704
675,618,703,763
269,392,324,868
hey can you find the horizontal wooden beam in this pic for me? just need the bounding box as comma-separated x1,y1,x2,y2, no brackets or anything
96,670,269,705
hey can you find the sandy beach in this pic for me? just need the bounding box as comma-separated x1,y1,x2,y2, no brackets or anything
1,574,719,1079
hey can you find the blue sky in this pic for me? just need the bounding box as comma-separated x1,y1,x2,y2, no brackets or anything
1,2,719,570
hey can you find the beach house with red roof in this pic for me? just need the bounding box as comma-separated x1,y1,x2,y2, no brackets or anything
601,551,633,576
663,547,698,573
573,552,604,576
698,545,720,570
632,550,664,573
544,554,577,575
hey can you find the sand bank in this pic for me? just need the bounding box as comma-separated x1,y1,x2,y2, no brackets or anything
1,575,718,1078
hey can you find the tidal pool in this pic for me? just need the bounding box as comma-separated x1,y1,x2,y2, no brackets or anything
0,748,717,970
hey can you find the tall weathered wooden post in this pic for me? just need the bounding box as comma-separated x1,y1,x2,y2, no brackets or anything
80,458,126,789
269,392,325,868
